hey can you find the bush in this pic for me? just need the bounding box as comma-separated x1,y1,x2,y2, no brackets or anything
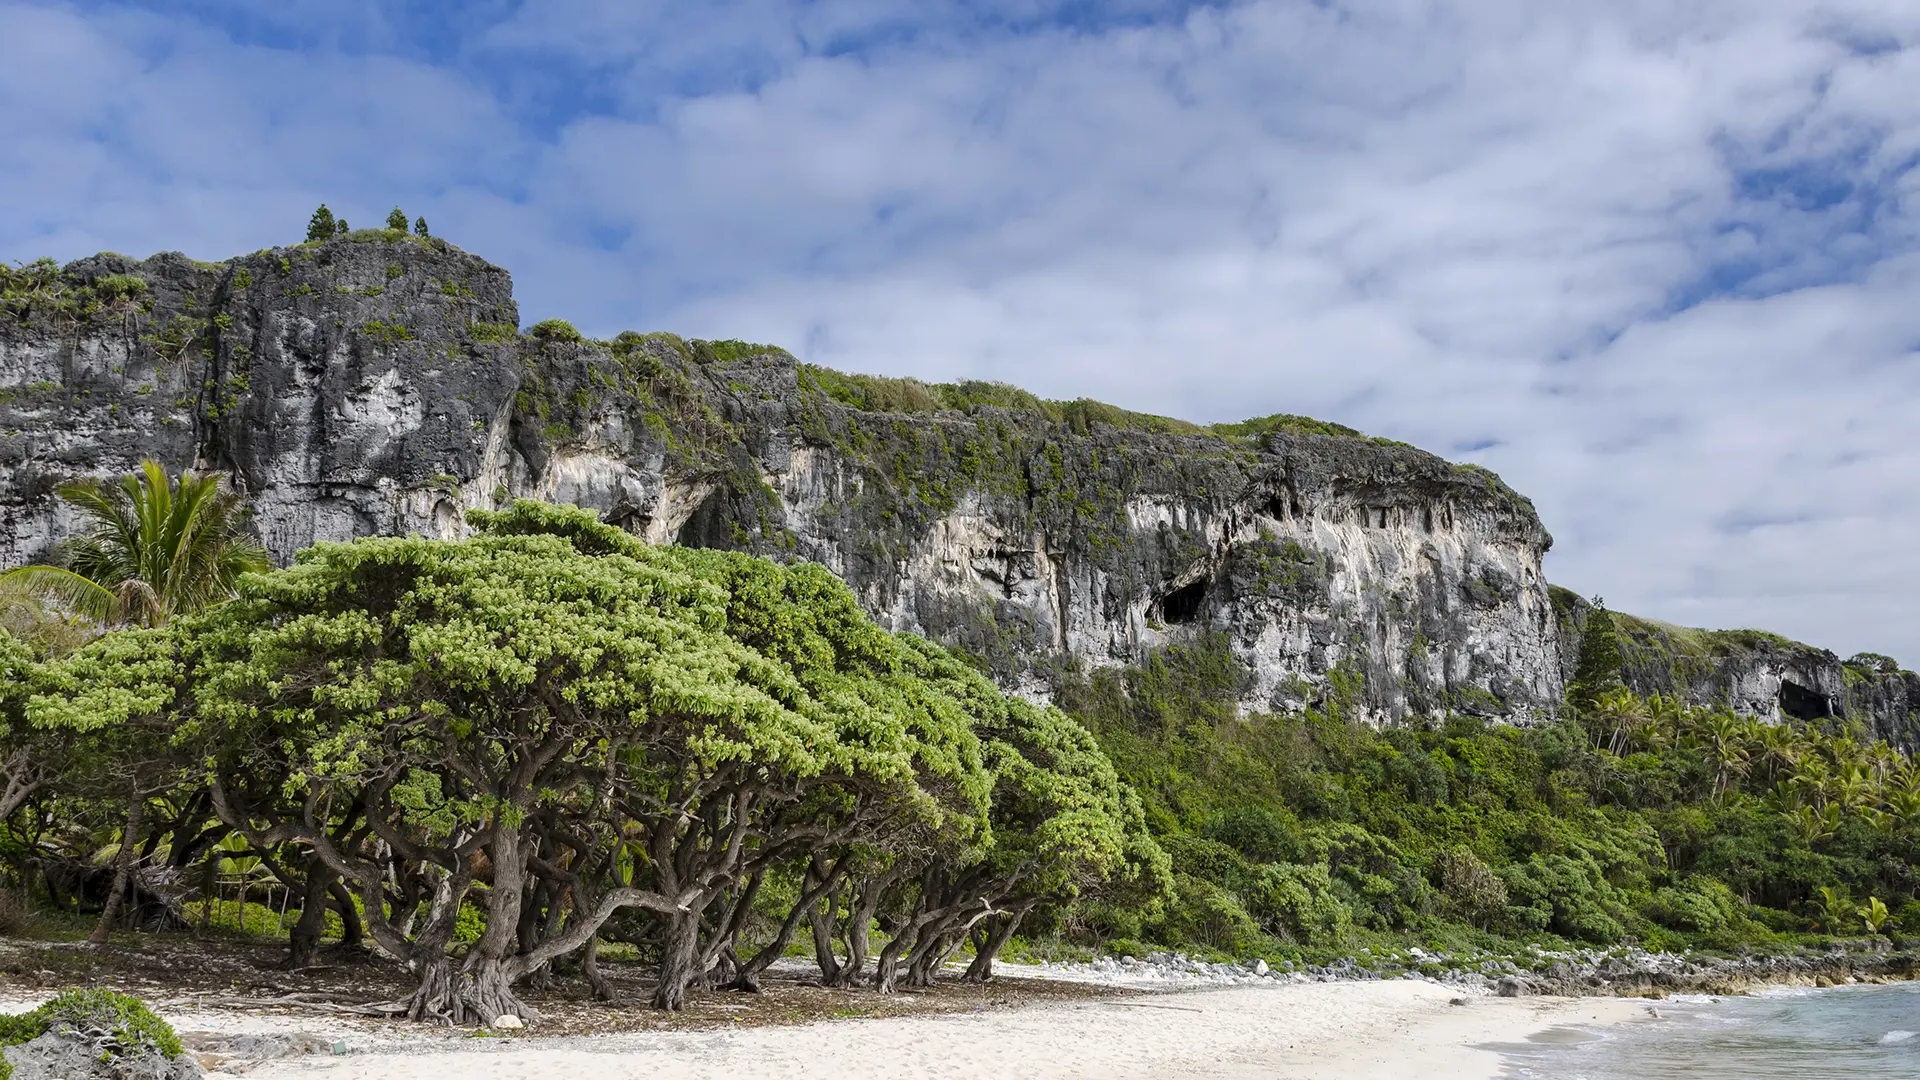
386,207,409,231
1499,853,1628,942
1433,848,1508,926
529,318,583,343
1642,876,1739,934
1202,805,1306,864
1243,862,1351,944
1159,833,1255,890
1150,873,1261,956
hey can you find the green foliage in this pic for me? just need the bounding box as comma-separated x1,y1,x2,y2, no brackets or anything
1567,597,1623,710
529,318,583,343
1209,413,1363,439
414,216,430,238
305,204,336,242
387,207,409,231
1051,632,1920,960
9,499,1158,1016
469,321,519,343
1846,653,1903,677
362,319,413,344
692,338,784,364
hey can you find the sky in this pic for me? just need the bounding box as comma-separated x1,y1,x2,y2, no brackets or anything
4,0,1919,663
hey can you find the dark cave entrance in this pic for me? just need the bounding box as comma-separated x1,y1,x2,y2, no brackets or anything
1778,680,1834,722
1159,578,1209,625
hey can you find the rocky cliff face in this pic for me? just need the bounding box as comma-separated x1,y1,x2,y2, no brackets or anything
6,238,1912,736
1,236,1565,721
1552,589,1920,750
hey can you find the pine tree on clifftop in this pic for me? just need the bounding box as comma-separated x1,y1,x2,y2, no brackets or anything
305,204,336,242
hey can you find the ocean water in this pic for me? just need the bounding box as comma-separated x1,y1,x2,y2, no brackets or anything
1496,982,1920,1080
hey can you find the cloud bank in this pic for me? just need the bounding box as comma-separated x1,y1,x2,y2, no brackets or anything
4,0,1918,661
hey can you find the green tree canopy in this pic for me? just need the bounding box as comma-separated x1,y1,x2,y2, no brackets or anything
123,501,1022,1019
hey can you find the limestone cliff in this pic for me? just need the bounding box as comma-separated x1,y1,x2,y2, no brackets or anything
1,236,1564,721
1551,588,1920,750
6,237,1910,735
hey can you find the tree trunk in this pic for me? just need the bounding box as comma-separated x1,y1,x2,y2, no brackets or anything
871,931,911,994
89,790,146,945
409,952,529,1026
285,858,338,969
809,893,842,985
581,935,614,1002
832,870,898,988
652,909,702,1011
963,907,1028,982
733,865,841,992
327,879,363,947
906,917,978,988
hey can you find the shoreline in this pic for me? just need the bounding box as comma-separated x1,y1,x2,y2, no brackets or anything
9,941,1910,1078
168,981,1645,1080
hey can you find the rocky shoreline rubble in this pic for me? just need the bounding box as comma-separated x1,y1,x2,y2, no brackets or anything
1024,940,1920,997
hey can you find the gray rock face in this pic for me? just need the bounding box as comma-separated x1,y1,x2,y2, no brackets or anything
0,238,1561,720
2,238,1904,734
1553,589,1920,749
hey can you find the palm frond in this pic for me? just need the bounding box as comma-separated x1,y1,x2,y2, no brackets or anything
28,460,269,629
0,565,122,624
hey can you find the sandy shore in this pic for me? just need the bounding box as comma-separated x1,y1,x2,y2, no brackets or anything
165,980,1644,1080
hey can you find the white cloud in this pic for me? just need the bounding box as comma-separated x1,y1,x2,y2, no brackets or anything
4,0,1919,662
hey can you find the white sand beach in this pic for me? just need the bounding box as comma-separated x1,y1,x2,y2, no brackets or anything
171,980,1643,1080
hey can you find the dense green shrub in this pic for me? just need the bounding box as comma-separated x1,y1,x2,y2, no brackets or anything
1243,862,1351,944
1046,632,1920,960
528,318,583,342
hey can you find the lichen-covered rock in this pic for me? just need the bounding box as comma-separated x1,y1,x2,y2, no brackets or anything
0,990,199,1080
3,1030,201,1080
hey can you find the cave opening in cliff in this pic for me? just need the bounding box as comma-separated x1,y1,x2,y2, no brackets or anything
1779,680,1834,722
1159,578,1209,625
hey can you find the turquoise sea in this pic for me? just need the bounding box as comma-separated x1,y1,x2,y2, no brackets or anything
1496,982,1920,1080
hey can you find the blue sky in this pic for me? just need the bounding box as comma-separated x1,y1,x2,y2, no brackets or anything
5,0,1920,663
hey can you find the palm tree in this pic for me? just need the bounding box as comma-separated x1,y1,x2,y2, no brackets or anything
1751,723,1807,786
1782,803,1841,848
1829,763,1875,814
1591,688,1647,756
1700,710,1753,799
1858,896,1894,935
0,461,268,630
1816,885,1856,934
